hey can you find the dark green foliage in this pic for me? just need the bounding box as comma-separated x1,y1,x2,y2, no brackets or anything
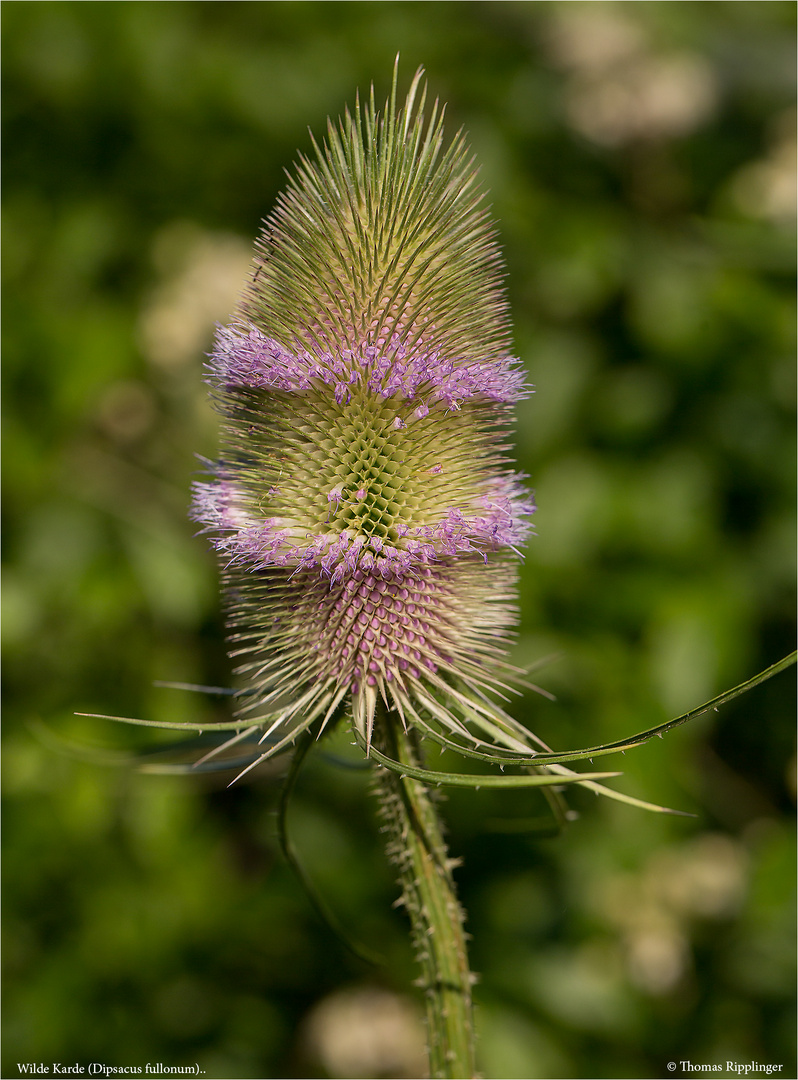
3,3,794,1078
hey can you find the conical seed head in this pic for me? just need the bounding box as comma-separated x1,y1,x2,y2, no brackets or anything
193,67,535,752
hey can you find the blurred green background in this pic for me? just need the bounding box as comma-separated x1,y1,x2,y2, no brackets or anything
3,3,795,1078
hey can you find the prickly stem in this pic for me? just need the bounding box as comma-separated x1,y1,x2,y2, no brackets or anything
373,706,476,1079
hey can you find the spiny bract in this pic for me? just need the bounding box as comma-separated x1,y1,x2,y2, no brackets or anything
192,67,535,765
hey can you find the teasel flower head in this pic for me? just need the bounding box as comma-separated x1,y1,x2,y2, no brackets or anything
192,66,536,764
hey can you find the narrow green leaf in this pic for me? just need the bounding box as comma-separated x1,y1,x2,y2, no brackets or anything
360,736,621,789
75,711,266,734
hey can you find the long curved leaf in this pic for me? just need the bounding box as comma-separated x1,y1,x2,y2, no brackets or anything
358,735,621,789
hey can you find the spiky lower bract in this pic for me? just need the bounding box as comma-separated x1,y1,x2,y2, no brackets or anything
192,69,534,756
